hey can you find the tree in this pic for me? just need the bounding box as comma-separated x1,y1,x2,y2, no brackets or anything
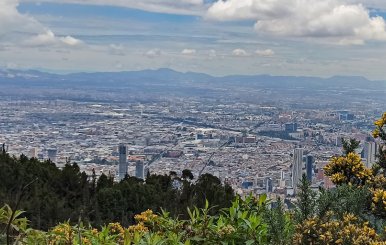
96,173,114,191
373,112,386,171
264,198,294,245
181,169,194,180
191,174,234,214
294,174,316,223
341,138,360,156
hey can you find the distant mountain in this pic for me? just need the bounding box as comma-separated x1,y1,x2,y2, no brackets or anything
0,68,385,90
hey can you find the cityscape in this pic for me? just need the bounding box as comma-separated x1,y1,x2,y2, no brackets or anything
2,0,386,243
1,68,384,199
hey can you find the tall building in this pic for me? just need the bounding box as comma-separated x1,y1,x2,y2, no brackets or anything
285,123,298,132
335,136,344,147
47,148,57,162
364,142,377,168
135,161,145,179
265,177,273,193
292,148,303,193
29,147,38,158
118,144,128,181
279,170,286,188
306,155,314,182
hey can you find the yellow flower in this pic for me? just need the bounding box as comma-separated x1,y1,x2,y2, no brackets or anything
134,209,158,223
324,153,372,186
373,128,380,138
127,222,149,233
293,212,382,245
108,222,124,234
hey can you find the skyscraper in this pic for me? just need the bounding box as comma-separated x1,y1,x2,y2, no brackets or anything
292,148,303,193
364,142,377,168
279,170,286,188
29,147,38,158
135,161,145,180
118,144,128,181
265,177,273,193
47,148,58,163
306,155,314,182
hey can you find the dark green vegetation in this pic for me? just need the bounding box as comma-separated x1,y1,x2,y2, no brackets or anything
0,151,234,231
1,153,386,244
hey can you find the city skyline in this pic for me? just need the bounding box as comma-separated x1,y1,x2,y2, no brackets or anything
1,0,386,79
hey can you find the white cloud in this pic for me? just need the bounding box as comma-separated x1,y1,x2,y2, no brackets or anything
61,36,82,46
24,30,56,46
207,0,386,43
21,0,206,15
255,49,275,56
181,49,197,55
144,48,162,58
23,30,82,47
232,49,248,56
1,0,83,47
0,0,43,37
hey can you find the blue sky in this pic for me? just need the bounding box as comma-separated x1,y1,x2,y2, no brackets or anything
1,0,386,79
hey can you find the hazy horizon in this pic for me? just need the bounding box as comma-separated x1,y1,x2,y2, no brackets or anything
2,66,386,82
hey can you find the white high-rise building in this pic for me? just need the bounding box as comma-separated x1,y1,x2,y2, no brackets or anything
135,161,145,180
364,142,377,168
265,177,273,193
29,147,38,158
292,148,304,193
118,144,128,181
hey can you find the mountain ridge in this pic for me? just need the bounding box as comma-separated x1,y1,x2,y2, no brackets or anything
0,68,385,91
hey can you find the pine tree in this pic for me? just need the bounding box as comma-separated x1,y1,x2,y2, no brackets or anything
294,174,316,223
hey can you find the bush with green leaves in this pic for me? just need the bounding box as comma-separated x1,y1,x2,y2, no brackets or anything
1,194,295,245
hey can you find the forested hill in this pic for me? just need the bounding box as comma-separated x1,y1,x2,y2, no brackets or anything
0,151,234,230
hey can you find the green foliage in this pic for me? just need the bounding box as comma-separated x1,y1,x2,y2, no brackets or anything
0,152,235,231
294,174,317,223
264,199,294,245
0,194,276,245
181,169,194,180
341,138,360,156
317,184,372,220
0,204,29,244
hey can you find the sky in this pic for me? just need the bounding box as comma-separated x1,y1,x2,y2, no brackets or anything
1,0,386,79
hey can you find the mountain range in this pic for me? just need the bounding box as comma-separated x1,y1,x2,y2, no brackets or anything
1,68,385,106
0,68,384,90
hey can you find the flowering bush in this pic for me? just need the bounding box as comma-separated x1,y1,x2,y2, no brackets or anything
324,152,373,186
293,212,382,245
373,112,386,139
